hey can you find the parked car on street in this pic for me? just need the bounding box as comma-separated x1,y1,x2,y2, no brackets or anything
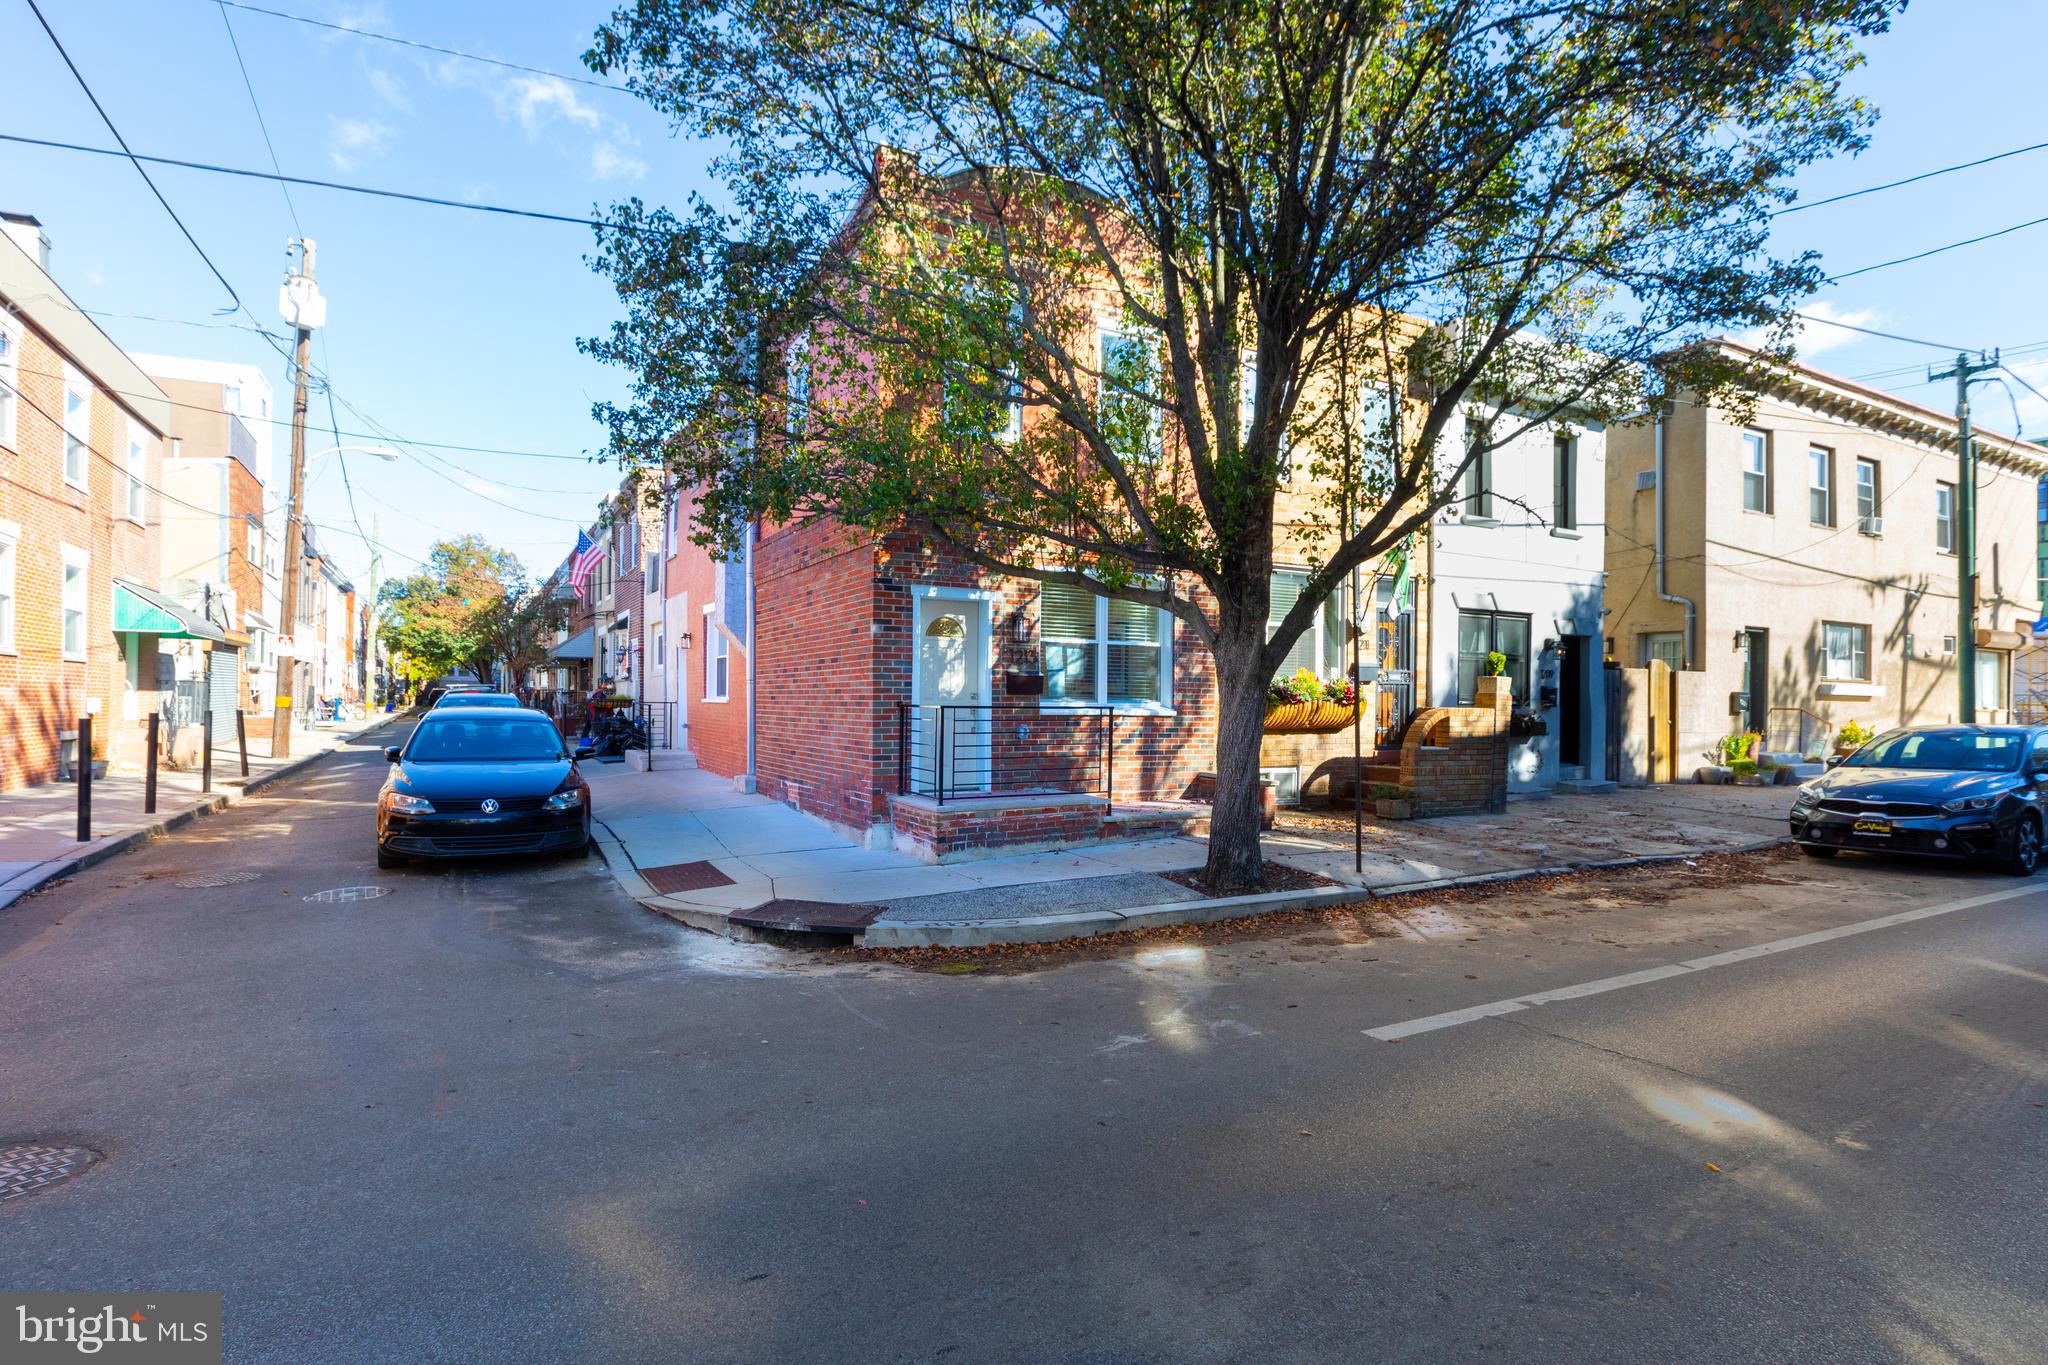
1790,725,2048,874
376,708,592,868
431,691,524,709
419,677,489,708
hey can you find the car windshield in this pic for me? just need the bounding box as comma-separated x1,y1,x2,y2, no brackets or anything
1845,729,2025,773
406,718,565,763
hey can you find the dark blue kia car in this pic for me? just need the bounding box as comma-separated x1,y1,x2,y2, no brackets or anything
1790,725,2048,874
376,708,591,868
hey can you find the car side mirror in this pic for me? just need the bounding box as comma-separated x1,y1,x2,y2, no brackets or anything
384,746,402,763
1824,755,1844,769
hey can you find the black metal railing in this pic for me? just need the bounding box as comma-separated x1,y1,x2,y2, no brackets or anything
896,701,1114,804
631,699,678,750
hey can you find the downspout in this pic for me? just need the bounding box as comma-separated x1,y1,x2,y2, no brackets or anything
744,517,757,788
1653,406,1698,668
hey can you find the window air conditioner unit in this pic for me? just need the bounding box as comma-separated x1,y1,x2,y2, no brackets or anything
1861,515,1883,536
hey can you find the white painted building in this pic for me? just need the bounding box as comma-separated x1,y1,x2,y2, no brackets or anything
1430,408,1609,793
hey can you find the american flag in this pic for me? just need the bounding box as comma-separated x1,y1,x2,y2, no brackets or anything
568,529,606,594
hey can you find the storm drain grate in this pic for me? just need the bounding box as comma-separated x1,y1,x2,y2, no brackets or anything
0,1144,100,1203
640,860,736,895
304,885,396,903
176,870,262,889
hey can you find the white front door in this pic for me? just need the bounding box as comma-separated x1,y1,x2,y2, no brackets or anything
915,596,988,795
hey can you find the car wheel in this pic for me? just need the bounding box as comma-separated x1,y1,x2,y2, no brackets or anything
1798,843,1838,859
377,845,406,870
2006,814,2042,876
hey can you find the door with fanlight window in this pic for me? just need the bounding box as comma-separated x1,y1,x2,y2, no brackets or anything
913,596,990,796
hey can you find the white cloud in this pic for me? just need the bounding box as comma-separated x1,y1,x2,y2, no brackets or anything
366,68,411,113
501,76,602,136
1739,300,1881,363
590,141,648,182
327,116,393,170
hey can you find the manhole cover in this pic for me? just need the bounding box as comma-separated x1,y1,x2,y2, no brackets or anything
641,860,736,894
175,870,262,889
303,886,395,903
1,1144,100,1203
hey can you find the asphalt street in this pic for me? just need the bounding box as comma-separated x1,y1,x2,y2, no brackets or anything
2,721,2043,1362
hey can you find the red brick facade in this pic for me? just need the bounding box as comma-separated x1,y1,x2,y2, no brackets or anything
0,309,167,791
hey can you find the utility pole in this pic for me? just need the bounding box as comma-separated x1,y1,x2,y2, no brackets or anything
365,513,382,706
274,238,327,757
1930,350,2001,722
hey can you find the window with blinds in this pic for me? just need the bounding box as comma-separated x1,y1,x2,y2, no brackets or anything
1268,569,1350,681
1039,578,1170,706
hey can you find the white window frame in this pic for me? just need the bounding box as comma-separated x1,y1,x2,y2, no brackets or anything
1854,456,1880,536
246,516,263,568
785,331,811,442
1641,632,1684,671
121,419,146,523
1821,621,1869,682
1935,481,1955,553
702,603,729,702
0,519,18,653
1552,432,1577,530
1808,445,1834,527
63,366,91,491
1097,327,1163,465
0,313,20,451
1268,567,1350,681
1038,577,1175,713
1741,429,1771,514
60,542,89,660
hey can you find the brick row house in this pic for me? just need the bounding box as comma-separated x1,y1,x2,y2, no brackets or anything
0,213,180,791
638,168,1556,859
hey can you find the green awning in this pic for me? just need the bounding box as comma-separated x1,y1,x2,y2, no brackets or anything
113,580,228,642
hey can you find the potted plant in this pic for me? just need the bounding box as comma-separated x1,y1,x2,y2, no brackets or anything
1264,668,1361,734
1834,720,1873,756
88,730,110,780
1485,651,1507,678
1369,781,1414,819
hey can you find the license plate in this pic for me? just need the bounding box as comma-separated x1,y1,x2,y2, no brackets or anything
1851,817,1892,838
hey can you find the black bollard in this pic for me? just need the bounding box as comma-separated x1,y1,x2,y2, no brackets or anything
145,712,160,814
76,715,92,841
236,711,249,777
202,710,213,794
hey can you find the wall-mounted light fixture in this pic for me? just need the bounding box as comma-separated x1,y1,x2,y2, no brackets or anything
1011,608,1031,644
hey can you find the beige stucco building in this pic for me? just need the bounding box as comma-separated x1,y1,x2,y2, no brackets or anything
1607,341,2048,766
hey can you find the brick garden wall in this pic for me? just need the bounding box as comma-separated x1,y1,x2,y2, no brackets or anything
1397,674,1513,816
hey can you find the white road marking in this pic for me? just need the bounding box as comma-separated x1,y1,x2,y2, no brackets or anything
1364,881,2046,1042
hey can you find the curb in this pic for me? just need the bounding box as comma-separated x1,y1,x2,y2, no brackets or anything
589,818,746,938
853,836,1792,949
0,718,405,911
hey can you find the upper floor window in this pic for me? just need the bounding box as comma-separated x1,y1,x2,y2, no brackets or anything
1854,457,1881,536
1808,445,1834,527
1461,427,1493,520
121,421,146,522
704,606,730,701
245,515,262,568
1041,577,1171,708
785,331,811,442
1552,433,1577,530
0,316,19,450
1741,429,1771,513
1936,481,1955,553
1098,329,1162,464
61,543,88,659
63,367,91,489
1240,358,1291,481
0,521,17,652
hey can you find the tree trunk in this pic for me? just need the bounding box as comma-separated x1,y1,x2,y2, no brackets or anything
1202,628,1270,894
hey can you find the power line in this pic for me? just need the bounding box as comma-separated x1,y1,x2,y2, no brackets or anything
1831,211,2048,282
1790,311,1968,354
1774,139,2048,217
213,0,634,96
214,0,304,235
0,133,652,235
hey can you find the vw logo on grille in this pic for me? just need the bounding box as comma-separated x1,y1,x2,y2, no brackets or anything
480,799,500,815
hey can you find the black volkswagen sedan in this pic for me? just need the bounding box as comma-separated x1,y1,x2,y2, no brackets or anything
1789,725,2048,874
376,708,592,868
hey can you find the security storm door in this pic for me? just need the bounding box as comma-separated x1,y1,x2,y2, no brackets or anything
914,596,990,796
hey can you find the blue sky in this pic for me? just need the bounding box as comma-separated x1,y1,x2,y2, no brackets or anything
2,1,2045,589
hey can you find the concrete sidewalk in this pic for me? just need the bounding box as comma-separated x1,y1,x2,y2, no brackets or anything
0,712,406,910
583,760,1798,947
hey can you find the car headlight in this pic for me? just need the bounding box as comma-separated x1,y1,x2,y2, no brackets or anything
1941,795,1995,813
387,791,435,814
1792,788,1819,811
543,787,582,812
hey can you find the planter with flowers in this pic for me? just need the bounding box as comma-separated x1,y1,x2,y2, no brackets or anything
1264,669,1361,734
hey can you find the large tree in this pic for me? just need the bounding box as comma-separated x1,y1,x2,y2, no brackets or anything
377,536,544,684
582,0,1897,891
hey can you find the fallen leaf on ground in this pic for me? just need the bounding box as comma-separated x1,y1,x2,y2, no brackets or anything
1705,1163,1722,1173
1299,1130,1313,1137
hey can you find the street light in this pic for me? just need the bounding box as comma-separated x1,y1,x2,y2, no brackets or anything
309,444,401,463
